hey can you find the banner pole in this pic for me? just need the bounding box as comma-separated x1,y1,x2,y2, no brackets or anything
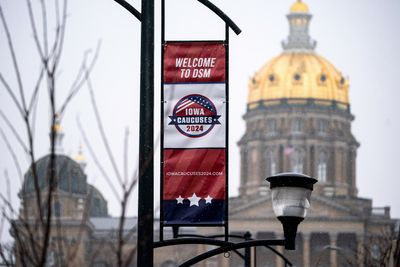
160,0,166,242
137,0,154,265
224,23,230,242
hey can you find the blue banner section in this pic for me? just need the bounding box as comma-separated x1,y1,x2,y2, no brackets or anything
163,200,225,225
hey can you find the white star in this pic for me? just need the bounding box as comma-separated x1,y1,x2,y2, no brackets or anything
188,193,201,207
205,195,213,204
176,195,184,204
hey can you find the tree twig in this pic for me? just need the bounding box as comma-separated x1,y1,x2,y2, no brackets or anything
76,117,120,202
85,65,124,186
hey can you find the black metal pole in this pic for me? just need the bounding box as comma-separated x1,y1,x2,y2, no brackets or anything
137,0,154,266
244,232,251,267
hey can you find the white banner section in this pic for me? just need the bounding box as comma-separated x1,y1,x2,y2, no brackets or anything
164,83,226,148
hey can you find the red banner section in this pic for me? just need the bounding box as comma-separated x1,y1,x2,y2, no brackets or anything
164,42,226,84
162,41,227,226
163,149,225,200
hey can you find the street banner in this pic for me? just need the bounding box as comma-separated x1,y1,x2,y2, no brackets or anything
162,41,227,225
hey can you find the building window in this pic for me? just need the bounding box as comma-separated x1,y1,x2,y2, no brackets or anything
317,73,328,85
317,162,327,182
267,119,277,135
291,149,303,173
269,74,275,82
268,73,279,86
317,151,328,182
292,118,302,133
317,119,328,134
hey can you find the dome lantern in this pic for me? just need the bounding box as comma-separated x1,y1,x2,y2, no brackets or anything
74,144,87,170
283,0,316,51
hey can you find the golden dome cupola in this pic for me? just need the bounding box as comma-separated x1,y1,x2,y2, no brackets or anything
282,0,316,51
247,0,350,110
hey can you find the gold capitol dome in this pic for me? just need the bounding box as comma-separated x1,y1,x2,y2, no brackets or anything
248,0,349,110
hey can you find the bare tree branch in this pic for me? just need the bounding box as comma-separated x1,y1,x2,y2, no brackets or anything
51,0,68,72
58,41,102,117
0,5,27,112
39,0,49,57
29,87,40,140
77,117,120,202
0,73,24,117
0,111,29,154
0,130,23,185
25,0,44,61
28,67,45,113
123,127,129,187
85,66,124,186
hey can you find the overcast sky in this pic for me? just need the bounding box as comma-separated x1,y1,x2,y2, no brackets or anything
1,0,400,234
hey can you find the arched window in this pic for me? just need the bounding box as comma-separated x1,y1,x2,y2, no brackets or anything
291,149,303,173
317,151,328,182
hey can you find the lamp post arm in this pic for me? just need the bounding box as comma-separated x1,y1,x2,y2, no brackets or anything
178,239,292,267
196,0,241,35
114,0,142,21
154,237,234,248
172,235,246,260
176,234,244,239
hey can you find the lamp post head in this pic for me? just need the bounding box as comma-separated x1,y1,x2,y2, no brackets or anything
266,172,317,250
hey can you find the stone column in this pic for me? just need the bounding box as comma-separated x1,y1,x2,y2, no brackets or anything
357,235,364,266
330,234,337,267
303,234,310,267
276,246,285,267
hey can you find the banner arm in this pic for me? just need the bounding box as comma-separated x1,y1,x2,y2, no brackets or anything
197,0,241,35
114,0,142,21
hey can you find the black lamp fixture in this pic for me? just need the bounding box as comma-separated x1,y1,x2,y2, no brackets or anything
266,172,317,250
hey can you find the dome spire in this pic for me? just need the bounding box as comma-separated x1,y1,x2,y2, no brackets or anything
51,113,64,154
283,0,316,51
74,143,87,170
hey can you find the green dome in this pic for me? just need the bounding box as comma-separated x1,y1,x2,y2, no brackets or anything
88,184,108,217
23,155,87,195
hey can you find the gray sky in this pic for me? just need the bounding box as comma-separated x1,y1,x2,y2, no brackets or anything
1,0,400,233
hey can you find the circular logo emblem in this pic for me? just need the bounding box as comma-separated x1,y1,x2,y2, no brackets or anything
168,94,221,138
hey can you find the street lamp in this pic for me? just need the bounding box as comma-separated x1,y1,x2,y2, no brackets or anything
267,172,317,250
